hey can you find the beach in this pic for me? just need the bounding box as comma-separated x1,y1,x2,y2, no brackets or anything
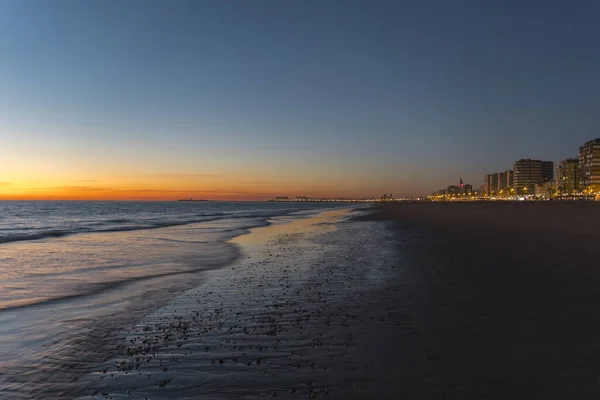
5,1,600,398
0,202,356,399
2,204,413,399
366,201,600,398
75,208,409,399
4,201,600,399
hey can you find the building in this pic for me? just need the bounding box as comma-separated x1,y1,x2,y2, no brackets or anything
491,173,499,194
498,172,508,192
498,170,513,194
535,180,557,199
446,185,461,197
513,159,540,192
578,138,600,193
557,158,579,194
513,159,553,193
483,175,491,196
506,169,514,188
542,161,554,182
478,184,486,196
484,173,499,196
432,177,473,198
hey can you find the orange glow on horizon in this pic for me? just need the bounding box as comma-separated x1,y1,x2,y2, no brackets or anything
0,142,422,200
0,189,380,201
0,157,422,200
0,179,394,201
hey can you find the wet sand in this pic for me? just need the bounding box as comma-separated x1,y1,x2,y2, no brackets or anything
49,201,600,399
369,201,600,398
77,209,413,399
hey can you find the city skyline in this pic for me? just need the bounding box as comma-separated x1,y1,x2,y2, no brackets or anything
2,1,600,200
430,136,600,200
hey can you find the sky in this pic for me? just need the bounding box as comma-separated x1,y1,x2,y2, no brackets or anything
1,0,600,200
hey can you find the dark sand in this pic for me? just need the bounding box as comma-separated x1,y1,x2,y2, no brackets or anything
368,201,600,399
69,203,600,399
77,210,411,400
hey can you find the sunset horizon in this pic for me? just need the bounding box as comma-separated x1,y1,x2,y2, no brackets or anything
0,176,413,201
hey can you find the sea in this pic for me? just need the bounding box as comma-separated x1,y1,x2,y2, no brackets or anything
0,201,349,398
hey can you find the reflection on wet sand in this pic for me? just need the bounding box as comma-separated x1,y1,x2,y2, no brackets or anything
79,209,407,399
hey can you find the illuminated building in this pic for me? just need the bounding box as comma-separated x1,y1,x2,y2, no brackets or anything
578,138,600,193
513,159,553,193
557,158,579,194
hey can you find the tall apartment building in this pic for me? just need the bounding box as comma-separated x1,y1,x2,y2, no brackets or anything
484,173,499,196
483,174,491,196
578,138,600,192
542,161,554,182
491,173,499,194
557,158,579,194
497,169,513,192
513,159,553,192
498,171,508,191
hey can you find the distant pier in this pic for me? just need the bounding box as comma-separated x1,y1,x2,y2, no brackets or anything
268,196,425,203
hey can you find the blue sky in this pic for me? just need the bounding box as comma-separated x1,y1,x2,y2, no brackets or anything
1,0,599,198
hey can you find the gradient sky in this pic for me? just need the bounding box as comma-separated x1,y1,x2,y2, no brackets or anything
1,0,600,200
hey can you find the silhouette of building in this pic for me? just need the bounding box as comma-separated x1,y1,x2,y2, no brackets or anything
497,170,514,193
484,173,499,196
542,161,554,182
497,170,513,193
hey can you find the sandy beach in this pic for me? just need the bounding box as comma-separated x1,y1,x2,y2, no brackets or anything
8,202,600,399
75,208,411,400
366,201,600,398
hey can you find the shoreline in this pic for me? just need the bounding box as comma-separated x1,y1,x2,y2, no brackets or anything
9,202,598,398
1,208,344,400
76,208,409,399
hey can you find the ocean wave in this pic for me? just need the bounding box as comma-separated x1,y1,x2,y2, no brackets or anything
104,218,134,224
0,230,73,244
0,220,213,244
0,204,331,245
0,214,273,245
0,263,235,314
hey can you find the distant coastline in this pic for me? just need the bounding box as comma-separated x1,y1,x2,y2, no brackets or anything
177,198,210,202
